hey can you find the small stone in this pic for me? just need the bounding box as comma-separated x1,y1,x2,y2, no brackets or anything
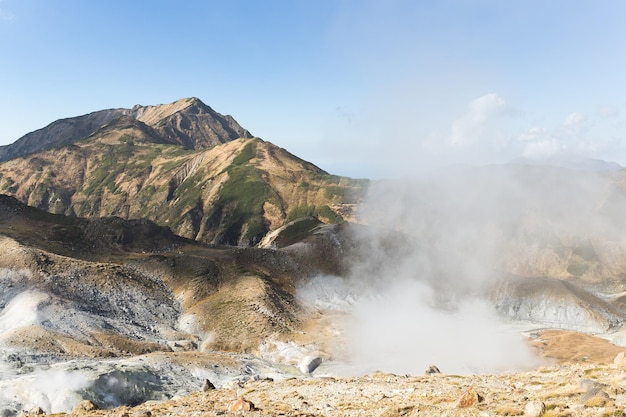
524,401,545,417
28,408,44,416
133,411,152,417
229,397,255,412
72,400,98,412
425,365,441,375
455,386,483,408
202,378,216,391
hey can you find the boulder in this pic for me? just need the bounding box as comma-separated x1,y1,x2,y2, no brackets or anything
455,387,483,408
298,356,322,374
72,400,98,412
229,397,255,412
524,401,545,417
614,351,626,369
425,365,441,375
166,340,197,352
201,378,216,391
582,387,610,407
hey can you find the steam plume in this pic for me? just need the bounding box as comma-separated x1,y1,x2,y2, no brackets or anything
300,164,626,375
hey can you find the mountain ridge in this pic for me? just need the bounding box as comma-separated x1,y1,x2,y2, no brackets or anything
0,97,252,162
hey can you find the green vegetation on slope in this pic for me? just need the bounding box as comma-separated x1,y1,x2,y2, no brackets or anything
286,204,344,224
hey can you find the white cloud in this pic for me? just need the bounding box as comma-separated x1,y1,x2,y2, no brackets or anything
561,112,586,137
564,111,584,127
597,105,618,119
518,112,595,160
518,127,547,142
0,7,15,21
450,93,505,148
522,139,561,159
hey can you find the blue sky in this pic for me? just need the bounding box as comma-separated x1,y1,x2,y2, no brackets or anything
1,1,625,178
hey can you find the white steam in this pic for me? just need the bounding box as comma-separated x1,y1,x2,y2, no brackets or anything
0,368,90,413
342,279,540,375
299,165,626,375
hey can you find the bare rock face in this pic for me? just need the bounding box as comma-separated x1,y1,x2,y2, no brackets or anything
490,276,625,333
139,97,253,150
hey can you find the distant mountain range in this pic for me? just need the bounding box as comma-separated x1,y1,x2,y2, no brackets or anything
0,98,367,246
510,156,623,172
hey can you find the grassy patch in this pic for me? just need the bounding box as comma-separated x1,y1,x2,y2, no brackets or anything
232,141,257,166
214,165,277,243
315,205,343,223
286,205,316,222
286,204,343,224
572,240,598,261
0,176,14,192
273,217,322,247
567,262,590,277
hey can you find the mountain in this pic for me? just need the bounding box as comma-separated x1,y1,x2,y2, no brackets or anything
0,98,367,246
0,97,252,162
510,155,623,172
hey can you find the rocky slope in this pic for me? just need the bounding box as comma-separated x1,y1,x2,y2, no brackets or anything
0,98,367,246
0,194,340,411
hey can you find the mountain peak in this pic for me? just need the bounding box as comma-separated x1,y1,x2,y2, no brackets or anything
0,98,253,161
133,97,252,149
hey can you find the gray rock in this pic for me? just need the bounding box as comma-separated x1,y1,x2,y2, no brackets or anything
202,378,216,391
582,387,610,402
581,378,606,392
524,400,545,417
425,365,441,374
298,356,322,374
